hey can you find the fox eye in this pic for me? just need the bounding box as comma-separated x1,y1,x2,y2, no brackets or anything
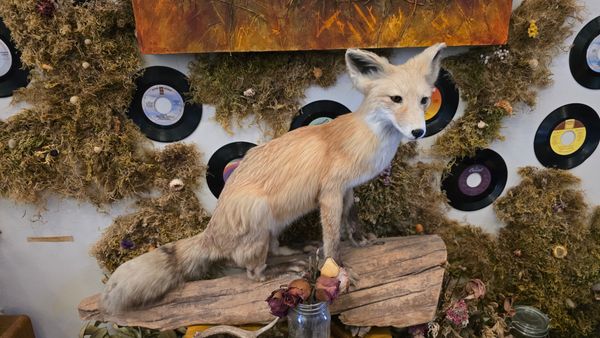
390,96,403,103
421,97,430,105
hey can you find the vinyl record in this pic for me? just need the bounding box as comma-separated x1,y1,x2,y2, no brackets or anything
0,19,29,98
425,68,459,137
290,100,351,130
569,16,600,89
128,66,202,142
206,142,257,198
442,149,508,211
534,103,600,170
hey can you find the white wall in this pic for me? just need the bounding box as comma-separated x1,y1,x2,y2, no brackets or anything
1,1,599,336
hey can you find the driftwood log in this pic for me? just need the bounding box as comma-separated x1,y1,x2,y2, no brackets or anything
79,235,447,330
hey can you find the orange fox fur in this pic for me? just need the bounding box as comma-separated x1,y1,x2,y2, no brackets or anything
101,43,446,314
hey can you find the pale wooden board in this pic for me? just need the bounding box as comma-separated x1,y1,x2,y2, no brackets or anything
27,236,74,242
79,235,447,330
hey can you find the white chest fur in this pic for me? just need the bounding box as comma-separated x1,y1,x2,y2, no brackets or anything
347,113,403,188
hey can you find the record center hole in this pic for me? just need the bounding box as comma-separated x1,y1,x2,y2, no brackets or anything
155,97,172,114
560,130,576,146
466,173,482,188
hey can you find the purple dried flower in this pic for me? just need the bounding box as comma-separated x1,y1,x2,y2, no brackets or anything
120,238,135,250
266,289,291,317
315,276,341,304
446,299,469,327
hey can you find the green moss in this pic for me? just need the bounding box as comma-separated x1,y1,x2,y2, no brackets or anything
91,188,210,273
189,51,345,137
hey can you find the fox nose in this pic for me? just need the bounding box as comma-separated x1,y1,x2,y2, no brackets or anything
411,129,425,138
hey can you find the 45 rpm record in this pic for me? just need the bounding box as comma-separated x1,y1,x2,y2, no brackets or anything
290,100,351,130
569,16,600,89
425,68,459,137
442,149,508,211
128,66,202,142
534,103,600,169
0,19,29,98
206,142,257,198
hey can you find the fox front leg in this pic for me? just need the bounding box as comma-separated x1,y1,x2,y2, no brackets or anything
319,191,344,263
342,189,371,247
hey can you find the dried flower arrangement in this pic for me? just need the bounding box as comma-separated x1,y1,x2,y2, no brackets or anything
265,257,349,318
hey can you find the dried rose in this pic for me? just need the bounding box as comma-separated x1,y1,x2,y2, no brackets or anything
288,279,311,301
504,297,516,317
408,324,428,338
464,279,486,300
445,299,469,327
265,289,290,318
282,290,302,308
315,276,340,304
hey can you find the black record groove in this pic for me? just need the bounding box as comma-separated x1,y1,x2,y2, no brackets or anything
569,16,600,89
206,142,257,198
128,66,202,142
424,68,459,137
534,103,600,170
0,18,29,98
290,100,351,130
442,149,508,212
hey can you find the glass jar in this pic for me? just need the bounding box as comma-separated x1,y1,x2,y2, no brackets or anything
508,305,550,338
287,302,331,338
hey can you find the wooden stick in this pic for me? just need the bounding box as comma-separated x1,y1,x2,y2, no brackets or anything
27,236,74,242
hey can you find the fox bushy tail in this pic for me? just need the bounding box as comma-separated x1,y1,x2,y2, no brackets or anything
101,231,216,314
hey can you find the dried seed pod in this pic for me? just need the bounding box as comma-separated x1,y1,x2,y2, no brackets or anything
169,178,184,191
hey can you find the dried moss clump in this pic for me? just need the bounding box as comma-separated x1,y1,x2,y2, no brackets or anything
355,142,449,236
434,0,579,158
0,1,204,204
189,51,345,137
92,188,210,273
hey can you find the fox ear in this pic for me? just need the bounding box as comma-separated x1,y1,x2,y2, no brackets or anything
345,48,391,93
409,42,446,86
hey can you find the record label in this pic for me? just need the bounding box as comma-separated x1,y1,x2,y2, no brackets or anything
549,119,586,156
534,103,600,169
207,142,257,198
586,35,600,73
424,68,459,137
425,86,442,121
457,164,492,196
309,116,333,126
0,39,12,77
141,85,185,126
223,158,242,181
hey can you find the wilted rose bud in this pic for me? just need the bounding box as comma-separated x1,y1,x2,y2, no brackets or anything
288,279,311,301
464,279,486,300
265,289,290,318
315,276,340,304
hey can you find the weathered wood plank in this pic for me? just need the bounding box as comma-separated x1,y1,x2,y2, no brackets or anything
79,236,447,330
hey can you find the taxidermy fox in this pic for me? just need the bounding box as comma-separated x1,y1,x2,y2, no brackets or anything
102,43,446,314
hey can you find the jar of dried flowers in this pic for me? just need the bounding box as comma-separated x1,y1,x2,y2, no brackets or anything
265,256,349,338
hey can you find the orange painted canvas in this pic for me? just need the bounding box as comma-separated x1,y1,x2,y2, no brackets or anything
131,0,513,54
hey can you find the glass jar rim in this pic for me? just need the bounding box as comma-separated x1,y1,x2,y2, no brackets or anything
509,305,550,336
291,301,329,314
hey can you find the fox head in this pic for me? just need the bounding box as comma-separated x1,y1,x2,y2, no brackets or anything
345,43,446,140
